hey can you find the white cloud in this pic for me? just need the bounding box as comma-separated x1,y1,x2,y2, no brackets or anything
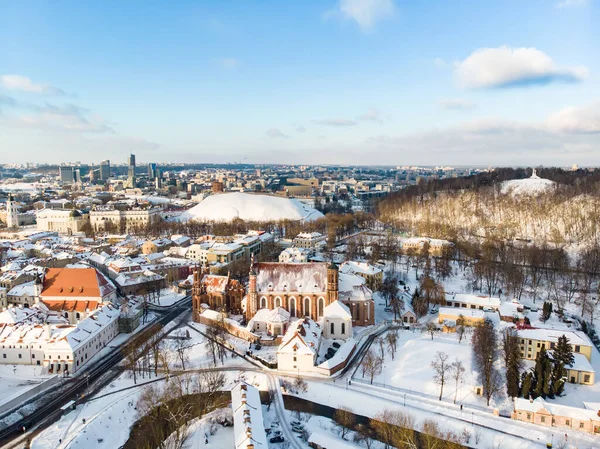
220,58,240,69
358,108,382,121
439,98,476,110
362,101,600,164
0,74,65,95
296,126,307,133
312,118,357,127
265,128,289,138
455,46,588,89
556,0,589,8
434,58,447,69
333,0,395,31
547,102,600,133
2,103,113,133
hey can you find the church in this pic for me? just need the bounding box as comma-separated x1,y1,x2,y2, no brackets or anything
191,269,245,317
245,260,374,327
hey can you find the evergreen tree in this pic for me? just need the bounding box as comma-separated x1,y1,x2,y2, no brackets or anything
533,348,549,398
553,335,575,367
502,328,522,398
550,361,566,398
520,372,533,399
541,302,553,322
542,356,553,398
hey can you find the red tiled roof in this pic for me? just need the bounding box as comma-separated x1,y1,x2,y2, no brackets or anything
40,268,114,299
41,299,101,312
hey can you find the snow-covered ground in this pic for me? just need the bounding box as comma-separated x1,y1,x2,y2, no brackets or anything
291,378,600,449
501,172,556,197
0,365,55,409
182,408,234,449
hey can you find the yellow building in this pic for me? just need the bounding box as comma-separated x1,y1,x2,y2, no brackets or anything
438,307,486,329
517,329,594,386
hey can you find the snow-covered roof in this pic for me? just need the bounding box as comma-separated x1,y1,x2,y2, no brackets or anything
324,300,352,320
231,382,268,449
178,192,324,223
514,397,600,421
517,329,592,347
7,281,35,297
278,317,321,356
340,261,382,276
255,262,328,293
446,293,501,308
338,272,373,302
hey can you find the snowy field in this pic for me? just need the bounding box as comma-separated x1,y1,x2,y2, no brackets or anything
292,378,600,449
0,365,55,409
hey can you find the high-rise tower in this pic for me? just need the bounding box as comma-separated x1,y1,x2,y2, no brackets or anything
127,154,136,188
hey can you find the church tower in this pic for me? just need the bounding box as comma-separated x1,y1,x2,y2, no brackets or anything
6,194,19,229
247,255,258,321
327,262,339,305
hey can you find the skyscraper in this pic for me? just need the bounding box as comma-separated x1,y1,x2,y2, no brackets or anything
148,162,157,179
99,160,111,181
59,166,75,185
127,154,136,188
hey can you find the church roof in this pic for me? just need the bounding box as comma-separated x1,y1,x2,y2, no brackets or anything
40,267,115,299
255,262,328,293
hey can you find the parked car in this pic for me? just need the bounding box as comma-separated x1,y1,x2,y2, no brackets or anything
291,425,304,433
384,307,393,312
270,435,285,443
332,342,341,349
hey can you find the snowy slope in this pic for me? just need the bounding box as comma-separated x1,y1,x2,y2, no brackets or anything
501,170,556,196
179,192,324,223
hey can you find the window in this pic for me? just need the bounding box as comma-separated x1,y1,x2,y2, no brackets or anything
584,374,591,383
31,354,35,359
293,356,297,362
550,342,555,349
18,354,22,359
566,420,570,426
575,345,581,353
342,322,346,334
330,322,335,334
526,413,531,420
2,354,5,359
580,422,585,428
537,342,541,348
541,416,546,423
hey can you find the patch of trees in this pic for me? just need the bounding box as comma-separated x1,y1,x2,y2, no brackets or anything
520,335,575,400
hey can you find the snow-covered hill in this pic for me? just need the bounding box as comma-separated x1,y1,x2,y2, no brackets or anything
178,192,324,223
501,170,556,196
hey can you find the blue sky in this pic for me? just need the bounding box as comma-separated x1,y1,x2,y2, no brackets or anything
0,0,598,166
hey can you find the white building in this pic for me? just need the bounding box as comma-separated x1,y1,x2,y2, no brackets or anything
232,382,268,449
444,293,501,311
293,232,326,250
322,301,352,340
36,209,89,235
0,302,120,374
278,247,311,263
277,317,322,372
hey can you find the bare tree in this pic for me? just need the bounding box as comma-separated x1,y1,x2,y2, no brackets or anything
425,322,438,340
385,330,398,361
361,350,383,385
333,406,355,440
450,359,465,404
431,351,450,401
353,423,374,449
472,318,500,406
173,338,190,371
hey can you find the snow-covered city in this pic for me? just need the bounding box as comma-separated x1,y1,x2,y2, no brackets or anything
2,1,599,448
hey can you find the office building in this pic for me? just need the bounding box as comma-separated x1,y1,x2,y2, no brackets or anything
59,166,75,185
99,160,110,181
127,154,136,188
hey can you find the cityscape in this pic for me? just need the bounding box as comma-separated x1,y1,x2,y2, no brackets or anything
1,1,599,449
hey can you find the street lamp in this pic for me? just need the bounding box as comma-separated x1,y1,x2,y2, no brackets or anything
403,393,406,406
471,412,474,427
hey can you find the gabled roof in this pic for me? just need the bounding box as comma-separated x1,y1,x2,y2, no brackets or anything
255,262,328,293
40,267,115,299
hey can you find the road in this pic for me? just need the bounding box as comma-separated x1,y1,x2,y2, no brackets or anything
0,297,192,449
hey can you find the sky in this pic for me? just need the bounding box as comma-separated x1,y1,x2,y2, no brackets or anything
0,0,598,166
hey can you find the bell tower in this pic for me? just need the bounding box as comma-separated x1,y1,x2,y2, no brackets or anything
247,254,258,321
6,194,19,229
327,262,338,304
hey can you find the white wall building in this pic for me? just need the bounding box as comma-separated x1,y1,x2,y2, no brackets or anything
322,301,352,340
277,317,322,373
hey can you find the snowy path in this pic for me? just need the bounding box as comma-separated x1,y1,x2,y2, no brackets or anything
268,375,304,449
